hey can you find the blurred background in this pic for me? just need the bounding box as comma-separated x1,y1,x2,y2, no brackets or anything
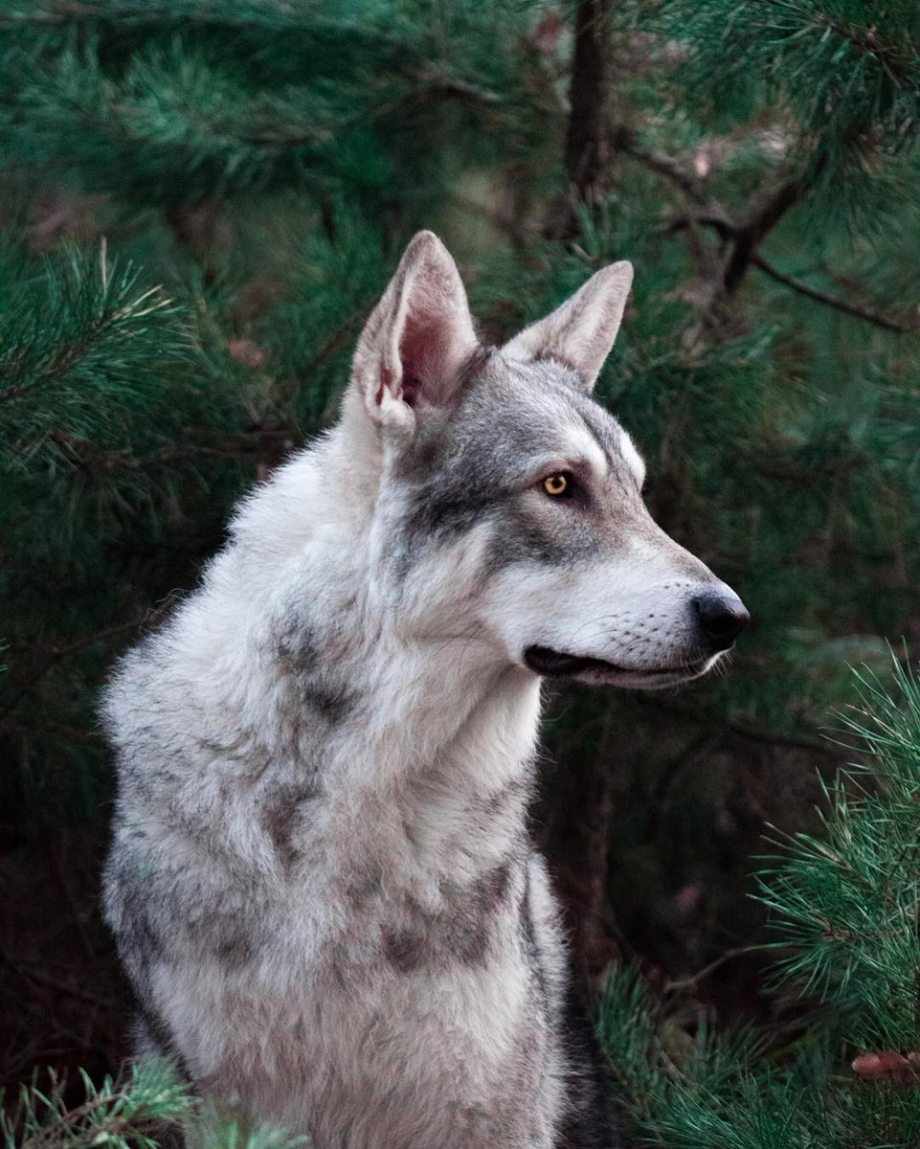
1,0,919,1142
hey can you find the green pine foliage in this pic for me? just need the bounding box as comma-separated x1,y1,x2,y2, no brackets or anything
1,1059,308,1149
1,240,252,825
652,0,920,184
2,1060,191,1149
599,661,920,1148
762,661,920,1050
0,0,538,211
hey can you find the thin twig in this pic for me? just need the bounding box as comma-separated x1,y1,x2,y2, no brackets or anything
753,254,919,334
0,947,112,1012
668,209,917,334
663,944,772,992
0,617,149,726
616,127,709,205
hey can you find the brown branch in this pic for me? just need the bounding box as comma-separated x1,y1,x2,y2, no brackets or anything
669,206,916,334
0,616,152,727
663,944,771,993
752,254,920,334
615,127,709,205
722,175,810,294
637,140,820,337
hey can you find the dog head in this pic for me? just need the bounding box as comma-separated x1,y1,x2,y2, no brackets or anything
344,232,748,688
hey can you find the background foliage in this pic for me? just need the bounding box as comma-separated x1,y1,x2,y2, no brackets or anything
1,0,919,1143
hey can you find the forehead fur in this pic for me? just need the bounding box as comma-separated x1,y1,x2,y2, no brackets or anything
450,350,638,480
391,348,643,547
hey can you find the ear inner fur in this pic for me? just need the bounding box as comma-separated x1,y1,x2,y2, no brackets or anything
351,231,479,432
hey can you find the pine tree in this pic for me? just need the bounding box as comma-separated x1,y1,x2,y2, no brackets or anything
1,0,919,1142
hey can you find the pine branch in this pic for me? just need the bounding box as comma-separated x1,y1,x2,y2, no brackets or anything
722,173,811,294
600,662,920,1147
0,0,385,34
0,6,528,209
0,244,181,418
615,126,709,205
752,254,920,334
2,1061,190,1149
0,281,170,405
666,198,919,333
655,0,920,179
1,1057,309,1148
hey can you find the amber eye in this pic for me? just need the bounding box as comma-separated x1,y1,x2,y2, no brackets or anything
542,473,570,497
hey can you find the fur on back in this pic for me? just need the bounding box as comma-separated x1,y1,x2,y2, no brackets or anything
103,233,746,1148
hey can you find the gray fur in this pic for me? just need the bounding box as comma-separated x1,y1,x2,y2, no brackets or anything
104,232,747,1148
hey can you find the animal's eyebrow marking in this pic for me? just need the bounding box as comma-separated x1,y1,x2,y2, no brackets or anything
573,407,619,474
573,407,645,490
618,430,646,488
562,417,608,476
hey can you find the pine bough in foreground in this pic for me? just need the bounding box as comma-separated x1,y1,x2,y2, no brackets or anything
0,1059,307,1149
600,660,920,1149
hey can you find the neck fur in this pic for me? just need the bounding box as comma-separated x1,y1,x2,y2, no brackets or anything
230,426,542,800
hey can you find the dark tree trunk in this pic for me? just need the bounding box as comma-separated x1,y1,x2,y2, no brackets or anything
545,0,614,240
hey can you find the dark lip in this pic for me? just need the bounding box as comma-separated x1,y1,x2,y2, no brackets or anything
523,645,703,680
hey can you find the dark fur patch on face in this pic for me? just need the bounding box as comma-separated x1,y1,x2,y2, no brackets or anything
482,506,602,576
391,350,545,547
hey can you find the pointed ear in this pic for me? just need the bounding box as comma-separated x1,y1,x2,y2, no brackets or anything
350,231,479,436
502,261,633,392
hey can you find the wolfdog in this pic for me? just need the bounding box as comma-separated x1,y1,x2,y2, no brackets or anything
103,232,748,1148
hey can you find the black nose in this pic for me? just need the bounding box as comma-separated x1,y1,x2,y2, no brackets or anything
693,590,750,652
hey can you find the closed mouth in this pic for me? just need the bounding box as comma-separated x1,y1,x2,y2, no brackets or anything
523,645,705,680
